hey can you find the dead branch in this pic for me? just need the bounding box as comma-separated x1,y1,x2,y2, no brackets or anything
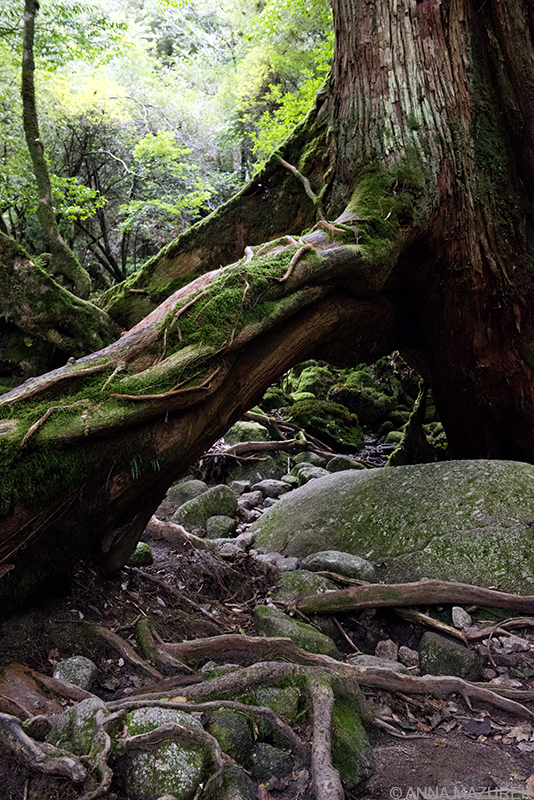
20,400,87,448
220,438,300,456
0,362,109,410
394,608,468,643
296,579,534,616
145,516,209,550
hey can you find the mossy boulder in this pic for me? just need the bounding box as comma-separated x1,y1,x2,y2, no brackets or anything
53,656,98,691
206,515,237,539
114,707,208,800
251,685,301,724
286,400,364,453
328,383,393,429
249,461,534,593
274,569,338,602
332,700,373,791
228,454,284,484
205,709,254,763
220,764,257,800
172,484,237,533
225,421,270,445
295,364,335,399
166,479,208,509
249,742,294,782
418,632,482,680
47,697,108,755
253,605,339,657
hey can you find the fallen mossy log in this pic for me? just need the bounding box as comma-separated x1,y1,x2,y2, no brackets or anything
0,221,400,613
296,579,534,615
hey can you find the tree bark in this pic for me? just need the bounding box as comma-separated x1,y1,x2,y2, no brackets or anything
1,0,534,611
22,0,92,299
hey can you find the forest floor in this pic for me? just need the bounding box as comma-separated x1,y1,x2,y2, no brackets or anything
2,501,534,800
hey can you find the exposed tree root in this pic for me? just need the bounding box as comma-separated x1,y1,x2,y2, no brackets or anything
296,579,534,615
0,712,87,783
308,678,345,800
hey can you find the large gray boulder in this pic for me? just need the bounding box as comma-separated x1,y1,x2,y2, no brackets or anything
249,461,534,593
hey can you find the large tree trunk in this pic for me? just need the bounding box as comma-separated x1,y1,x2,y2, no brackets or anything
1,0,533,612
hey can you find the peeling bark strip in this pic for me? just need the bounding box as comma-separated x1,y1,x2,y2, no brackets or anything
296,579,534,615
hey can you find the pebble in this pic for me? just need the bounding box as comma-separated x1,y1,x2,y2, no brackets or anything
451,606,473,629
398,645,420,669
375,639,398,661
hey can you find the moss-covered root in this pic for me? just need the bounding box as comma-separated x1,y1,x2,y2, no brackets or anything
0,232,120,357
387,381,437,466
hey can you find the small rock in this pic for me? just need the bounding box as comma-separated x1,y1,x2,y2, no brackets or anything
280,474,299,488
500,635,530,654
490,675,524,688
348,654,409,674
451,606,473,629
375,639,398,661
218,543,241,558
128,542,153,567
300,550,375,581
238,491,264,509
53,656,98,691
293,451,326,467
296,465,330,485
326,455,367,472
481,668,497,680
206,515,237,539
235,531,255,549
228,480,251,495
255,552,300,572
263,497,279,509
251,479,292,499
398,646,420,669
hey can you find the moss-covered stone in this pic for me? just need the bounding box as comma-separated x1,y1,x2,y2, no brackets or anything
331,700,373,791
300,550,376,581
47,697,108,755
286,400,364,453
295,364,335,399
166,479,208,509
326,455,367,472
252,685,301,724
249,461,534,593
249,742,294,782
253,604,339,657
274,569,338,602
224,421,270,445
172,484,237,532
206,515,237,539
114,707,207,800
418,632,482,681
205,710,254,763
127,541,153,566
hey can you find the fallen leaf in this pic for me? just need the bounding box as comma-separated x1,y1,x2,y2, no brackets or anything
525,774,534,798
257,786,276,800
170,696,188,702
